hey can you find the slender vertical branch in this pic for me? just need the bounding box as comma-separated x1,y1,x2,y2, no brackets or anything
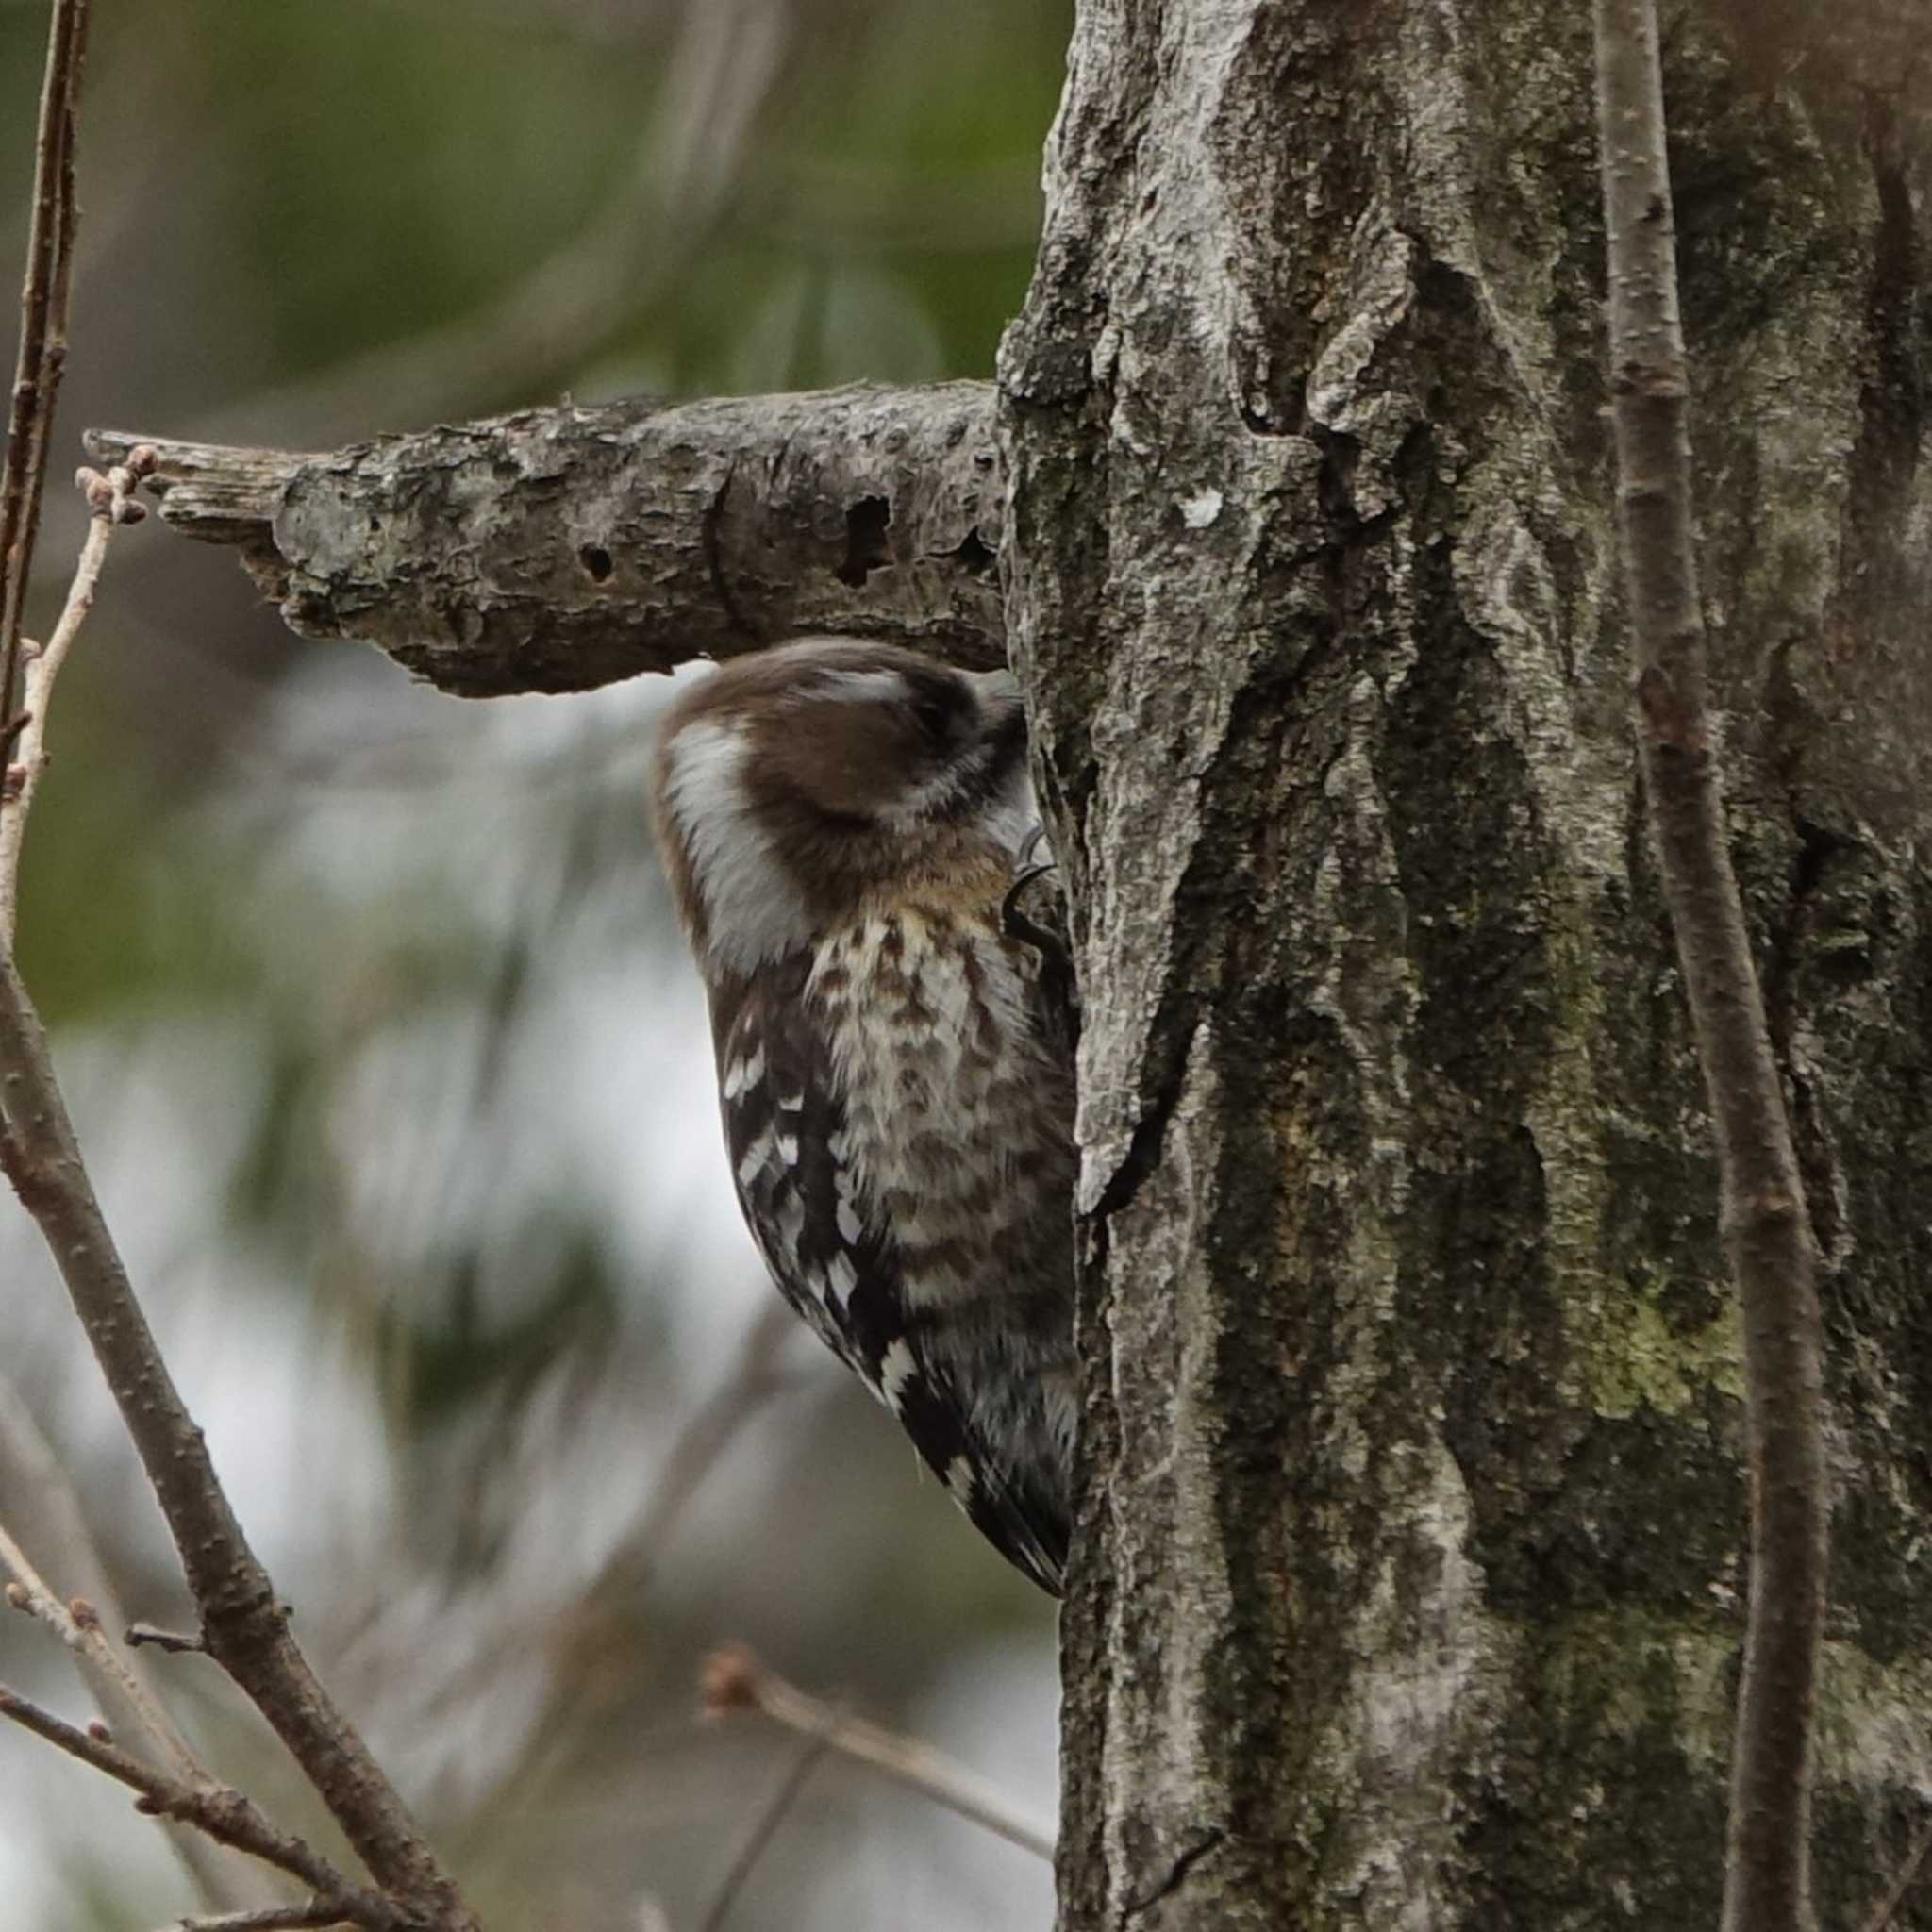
0,455,149,941
0,12,478,1926
0,0,91,734
694,1732,830,1932
1591,6,1829,1929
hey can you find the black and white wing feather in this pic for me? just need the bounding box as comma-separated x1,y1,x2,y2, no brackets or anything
713,955,1070,1594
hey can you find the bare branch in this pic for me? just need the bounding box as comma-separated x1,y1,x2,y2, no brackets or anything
700,1645,1055,1861
0,19,472,1918
622,1301,796,1584
0,950,478,1927
157,1907,350,1932
0,1540,207,1789
0,0,91,740
127,1622,212,1657
0,1372,263,1912
1862,1812,1932,1932
695,1731,830,1932
86,380,1004,696
0,452,150,941
0,1686,399,1929
1592,6,1829,1930
1,18,444,1910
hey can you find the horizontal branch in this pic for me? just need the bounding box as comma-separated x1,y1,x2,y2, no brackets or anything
88,380,1003,697
700,1644,1055,1860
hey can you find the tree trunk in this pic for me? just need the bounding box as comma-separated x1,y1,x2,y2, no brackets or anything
999,2,1932,1926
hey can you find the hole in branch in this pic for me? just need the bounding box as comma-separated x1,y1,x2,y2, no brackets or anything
948,527,995,575
836,496,892,587
578,544,614,583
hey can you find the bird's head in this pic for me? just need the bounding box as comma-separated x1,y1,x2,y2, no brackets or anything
650,638,1032,975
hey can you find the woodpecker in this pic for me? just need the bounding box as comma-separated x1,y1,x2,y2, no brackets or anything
649,638,1074,1593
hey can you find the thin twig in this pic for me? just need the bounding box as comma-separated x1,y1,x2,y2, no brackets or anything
1861,1810,1932,1932
0,453,149,941
695,1729,831,1932
0,950,477,1928
0,91,472,1863
0,10,441,1916
0,0,91,737
157,1906,350,1932
623,1301,796,1581
0,1370,260,1912
700,1645,1055,1861
1592,7,1828,1932
0,1687,399,1930
0,1523,207,1786
0,435,472,1917
128,1622,212,1657
453,1303,798,1846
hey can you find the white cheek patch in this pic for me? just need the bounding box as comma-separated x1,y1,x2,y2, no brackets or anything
662,719,814,973
808,667,915,706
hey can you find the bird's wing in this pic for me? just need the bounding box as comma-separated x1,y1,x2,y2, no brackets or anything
713,961,1068,1594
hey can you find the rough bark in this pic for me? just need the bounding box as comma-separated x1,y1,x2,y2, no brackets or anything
998,2,1932,1928
90,381,1004,696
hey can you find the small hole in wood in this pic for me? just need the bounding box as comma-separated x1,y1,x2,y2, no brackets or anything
579,544,614,583
949,527,994,575
836,496,892,587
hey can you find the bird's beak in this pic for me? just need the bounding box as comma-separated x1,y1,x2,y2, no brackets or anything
963,664,1024,729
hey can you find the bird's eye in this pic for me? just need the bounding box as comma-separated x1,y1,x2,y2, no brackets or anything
907,681,967,747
